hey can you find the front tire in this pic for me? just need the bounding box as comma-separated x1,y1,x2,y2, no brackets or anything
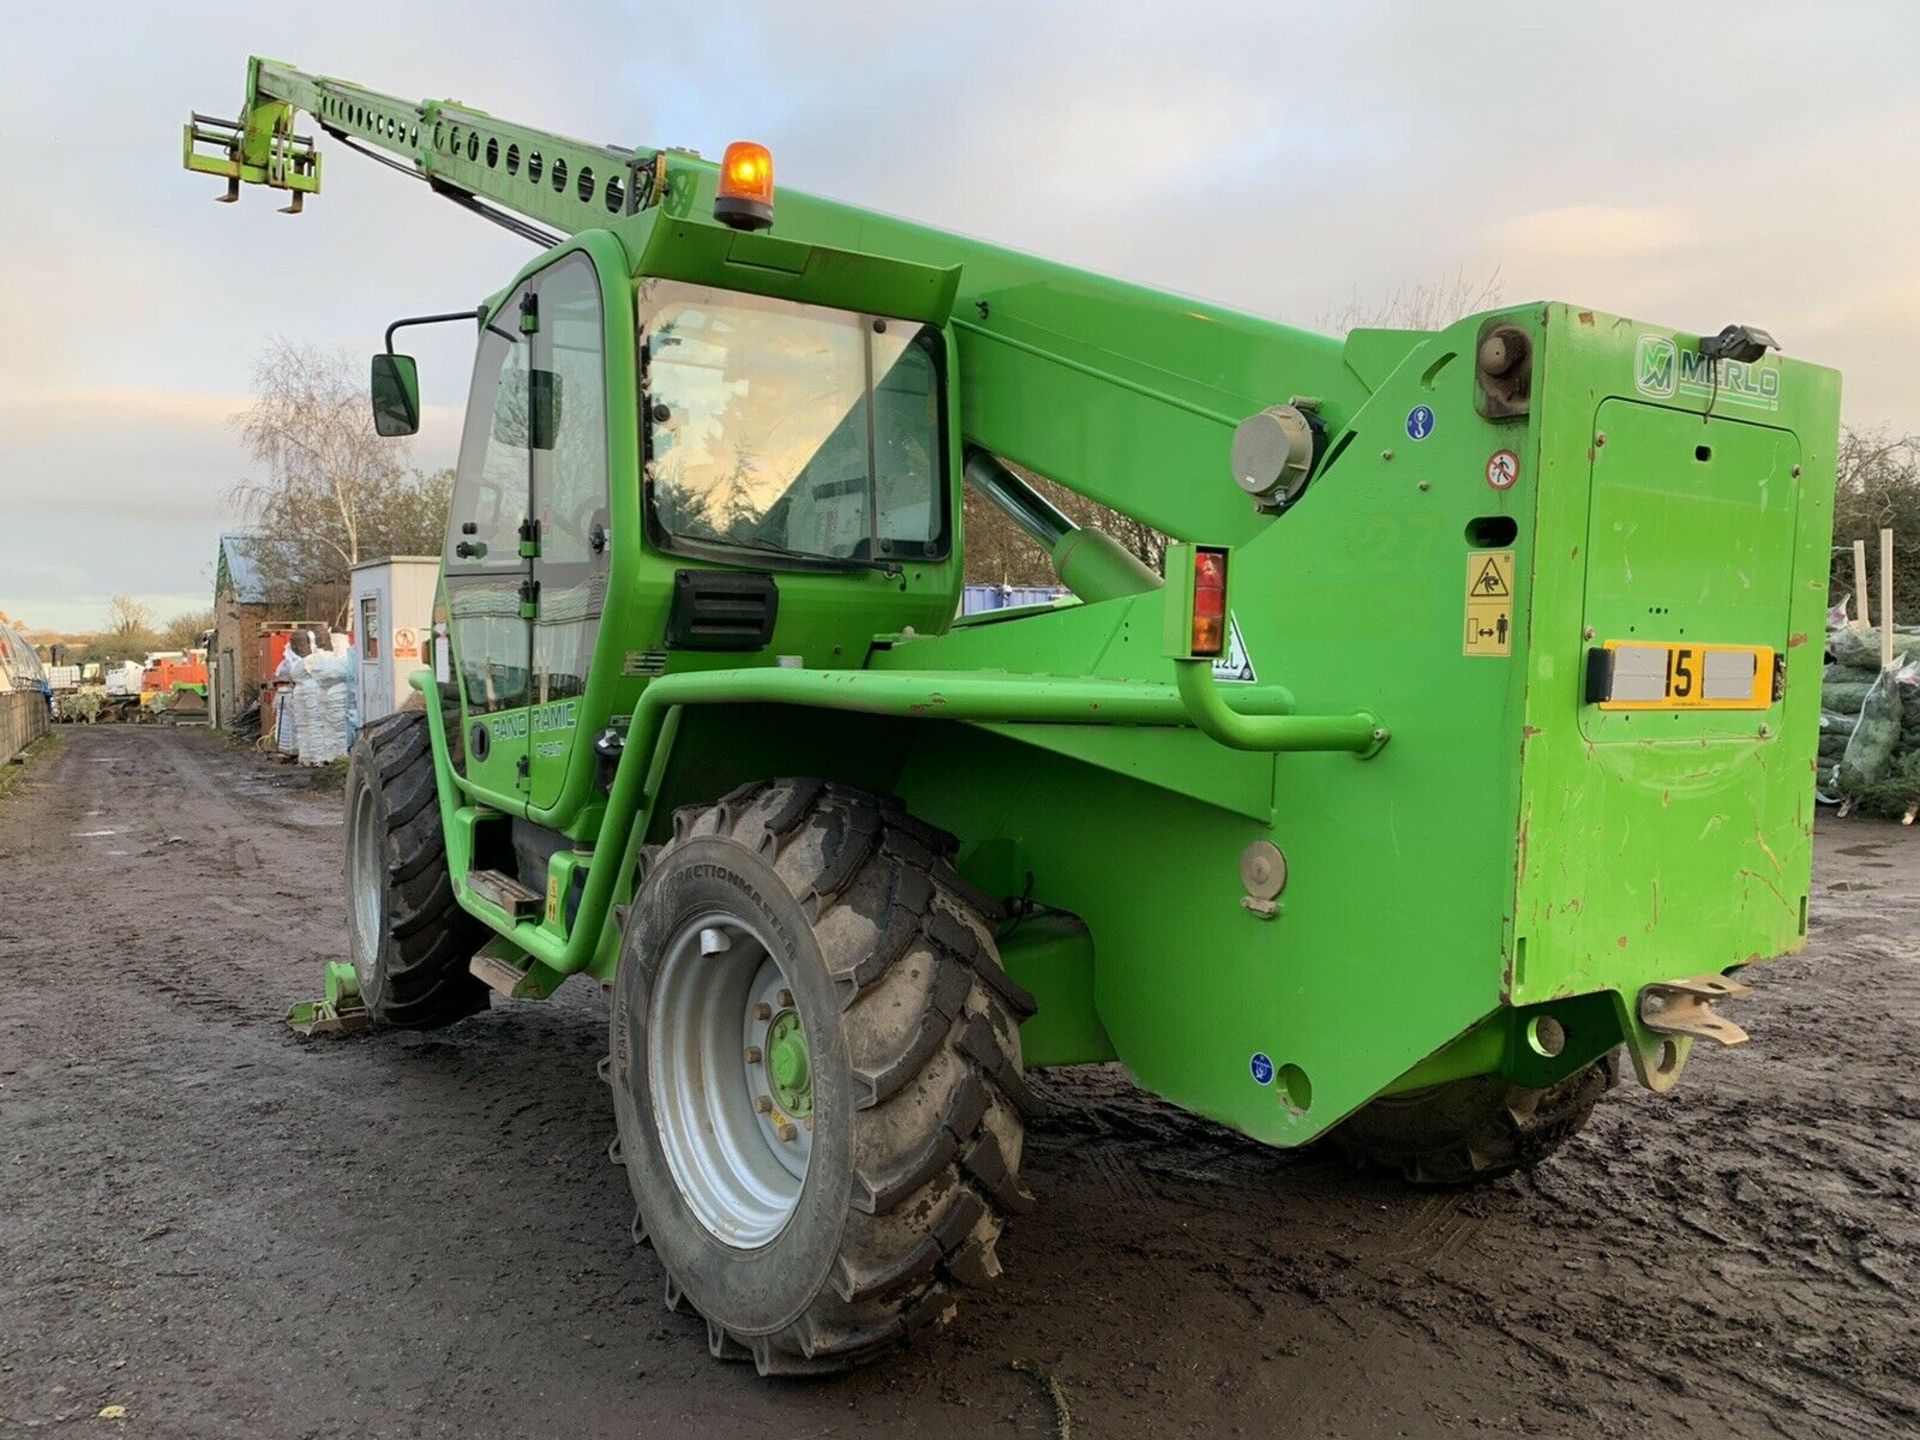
343,711,489,1029
611,779,1036,1375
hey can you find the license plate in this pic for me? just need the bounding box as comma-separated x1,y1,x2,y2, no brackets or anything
1588,642,1776,711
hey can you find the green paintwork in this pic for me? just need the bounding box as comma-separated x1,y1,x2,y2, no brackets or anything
767,1010,812,1118
1050,527,1161,604
286,960,369,1036
201,59,1838,1151
994,913,1114,1067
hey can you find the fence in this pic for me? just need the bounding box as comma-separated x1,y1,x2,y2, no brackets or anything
3,690,50,764
960,584,1067,615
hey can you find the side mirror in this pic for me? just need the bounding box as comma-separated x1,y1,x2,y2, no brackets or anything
370,353,421,437
492,368,563,451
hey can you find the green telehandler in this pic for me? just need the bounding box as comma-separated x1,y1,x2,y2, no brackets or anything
186,58,1839,1374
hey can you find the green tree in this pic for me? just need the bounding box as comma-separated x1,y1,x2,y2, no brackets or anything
1829,426,1920,626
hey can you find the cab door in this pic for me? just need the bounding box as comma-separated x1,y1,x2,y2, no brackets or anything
526,253,611,811
443,280,536,807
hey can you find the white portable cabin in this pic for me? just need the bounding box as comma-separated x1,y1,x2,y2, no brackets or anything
348,556,440,725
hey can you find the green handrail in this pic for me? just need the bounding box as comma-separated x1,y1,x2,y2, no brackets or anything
413,662,1387,977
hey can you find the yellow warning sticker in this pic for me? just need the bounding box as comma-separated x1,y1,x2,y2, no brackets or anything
1464,550,1515,657
545,870,563,925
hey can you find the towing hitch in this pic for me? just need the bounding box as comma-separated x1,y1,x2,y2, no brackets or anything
1638,973,1755,1047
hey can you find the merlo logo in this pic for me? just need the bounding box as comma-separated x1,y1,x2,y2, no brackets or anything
1635,335,1677,397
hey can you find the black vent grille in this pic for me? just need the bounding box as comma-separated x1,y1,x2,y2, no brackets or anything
665,570,779,652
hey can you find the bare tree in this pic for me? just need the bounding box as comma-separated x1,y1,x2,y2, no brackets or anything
1321,268,1504,336
104,595,154,639
230,341,453,613
161,608,216,650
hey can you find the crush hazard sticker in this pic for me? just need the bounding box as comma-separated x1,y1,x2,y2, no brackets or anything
1464,550,1515,658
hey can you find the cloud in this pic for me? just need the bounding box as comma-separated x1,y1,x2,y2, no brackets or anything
1,386,248,427
3,0,1919,630
1495,206,1699,264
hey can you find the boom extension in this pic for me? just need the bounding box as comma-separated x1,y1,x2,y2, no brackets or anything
183,56,667,242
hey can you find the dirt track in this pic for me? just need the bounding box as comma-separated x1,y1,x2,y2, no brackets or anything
3,725,1916,1438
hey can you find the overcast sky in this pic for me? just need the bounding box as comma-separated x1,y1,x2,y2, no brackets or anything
3,0,1916,632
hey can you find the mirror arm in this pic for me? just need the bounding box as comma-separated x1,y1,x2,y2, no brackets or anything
383,305,490,355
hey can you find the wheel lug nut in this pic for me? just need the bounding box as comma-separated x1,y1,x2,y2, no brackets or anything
776,989,794,1008
753,1002,772,1021
744,1045,763,1063
775,1121,797,1143
755,1095,773,1114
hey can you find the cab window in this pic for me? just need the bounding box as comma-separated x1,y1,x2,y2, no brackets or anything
641,282,946,566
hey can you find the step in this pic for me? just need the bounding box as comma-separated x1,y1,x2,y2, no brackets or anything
470,942,535,999
466,868,542,920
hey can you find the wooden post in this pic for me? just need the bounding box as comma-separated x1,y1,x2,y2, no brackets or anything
1881,527,1895,669
1853,539,1871,630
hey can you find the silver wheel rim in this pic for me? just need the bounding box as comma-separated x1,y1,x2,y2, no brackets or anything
648,912,813,1249
346,780,383,989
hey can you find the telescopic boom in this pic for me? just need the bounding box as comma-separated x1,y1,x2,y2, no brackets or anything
184,56,1368,546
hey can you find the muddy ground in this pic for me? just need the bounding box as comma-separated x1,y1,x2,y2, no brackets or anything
2,725,1916,1438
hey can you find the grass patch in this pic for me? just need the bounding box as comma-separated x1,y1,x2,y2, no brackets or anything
0,730,61,801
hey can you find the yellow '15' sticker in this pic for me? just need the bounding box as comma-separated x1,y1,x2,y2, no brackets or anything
1595,641,1775,710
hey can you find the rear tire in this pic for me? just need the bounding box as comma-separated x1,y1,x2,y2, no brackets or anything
611,779,1036,1375
1331,1054,1617,1186
343,711,489,1029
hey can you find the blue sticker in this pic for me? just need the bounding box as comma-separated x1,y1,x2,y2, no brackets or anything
1250,1052,1275,1086
1406,405,1435,441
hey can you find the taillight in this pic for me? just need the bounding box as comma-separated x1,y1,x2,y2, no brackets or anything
1192,546,1228,657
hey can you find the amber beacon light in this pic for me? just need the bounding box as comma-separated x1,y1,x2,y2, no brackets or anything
714,141,775,230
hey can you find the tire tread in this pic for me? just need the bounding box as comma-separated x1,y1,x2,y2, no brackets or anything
634,778,1030,1375
348,712,487,1029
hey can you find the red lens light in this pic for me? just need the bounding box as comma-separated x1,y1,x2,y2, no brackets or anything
1192,547,1228,657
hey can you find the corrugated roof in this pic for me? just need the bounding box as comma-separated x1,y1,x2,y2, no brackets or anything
215,533,271,605
0,622,47,690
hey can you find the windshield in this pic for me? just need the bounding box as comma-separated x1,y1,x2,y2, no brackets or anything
641,282,946,564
